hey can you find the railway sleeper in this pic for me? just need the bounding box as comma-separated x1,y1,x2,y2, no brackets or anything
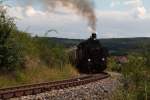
33,88,42,94
1,92,14,99
14,91,24,97
24,89,33,96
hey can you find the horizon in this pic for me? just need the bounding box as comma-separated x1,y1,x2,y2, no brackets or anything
38,35,150,40
3,0,150,39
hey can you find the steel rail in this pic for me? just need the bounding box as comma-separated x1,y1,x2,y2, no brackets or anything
0,73,109,99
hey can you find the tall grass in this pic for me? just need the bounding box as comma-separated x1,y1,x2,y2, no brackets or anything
0,64,78,88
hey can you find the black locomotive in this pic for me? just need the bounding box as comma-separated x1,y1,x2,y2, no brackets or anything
75,33,108,73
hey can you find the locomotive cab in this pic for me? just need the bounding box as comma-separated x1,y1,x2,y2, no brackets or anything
76,33,108,73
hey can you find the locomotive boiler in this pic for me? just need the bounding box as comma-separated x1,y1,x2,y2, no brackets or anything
74,33,108,73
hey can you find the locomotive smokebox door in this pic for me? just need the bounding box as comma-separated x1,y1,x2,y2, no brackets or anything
76,33,108,74
91,33,97,40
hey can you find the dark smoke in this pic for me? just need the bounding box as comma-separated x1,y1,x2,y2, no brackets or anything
26,0,97,32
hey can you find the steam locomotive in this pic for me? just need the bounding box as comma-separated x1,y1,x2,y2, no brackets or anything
73,33,108,73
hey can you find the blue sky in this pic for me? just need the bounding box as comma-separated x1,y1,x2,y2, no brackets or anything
4,0,150,39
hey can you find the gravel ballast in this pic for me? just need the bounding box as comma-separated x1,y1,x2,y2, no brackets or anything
10,72,122,100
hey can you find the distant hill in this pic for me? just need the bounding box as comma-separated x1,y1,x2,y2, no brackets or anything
39,37,150,55
100,37,150,55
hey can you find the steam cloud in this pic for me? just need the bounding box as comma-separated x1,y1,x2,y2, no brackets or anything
25,0,97,32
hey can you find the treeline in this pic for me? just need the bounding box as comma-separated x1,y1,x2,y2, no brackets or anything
40,37,150,56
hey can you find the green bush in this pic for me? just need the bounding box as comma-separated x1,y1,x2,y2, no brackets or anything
107,57,122,72
109,53,150,100
35,38,68,68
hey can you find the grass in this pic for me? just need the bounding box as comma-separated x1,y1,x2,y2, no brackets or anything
0,64,78,88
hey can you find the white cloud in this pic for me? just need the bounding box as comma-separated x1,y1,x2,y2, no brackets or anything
8,6,88,38
25,6,46,17
96,10,150,38
131,6,146,18
124,0,138,5
124,0,142,6
6,4,150,39
110,0,121,7
111,0,147,19
7,6,25,19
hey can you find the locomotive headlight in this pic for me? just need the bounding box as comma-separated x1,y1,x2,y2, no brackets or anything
88,58,91,62
102,58,105,61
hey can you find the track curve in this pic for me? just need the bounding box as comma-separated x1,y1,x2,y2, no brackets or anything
0,72,110,99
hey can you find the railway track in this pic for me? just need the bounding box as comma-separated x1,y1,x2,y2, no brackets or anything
0,72,109,99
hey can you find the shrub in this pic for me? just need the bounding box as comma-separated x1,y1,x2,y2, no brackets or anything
110,53,150,100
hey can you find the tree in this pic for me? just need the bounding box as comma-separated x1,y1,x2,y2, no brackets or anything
0,3,21,72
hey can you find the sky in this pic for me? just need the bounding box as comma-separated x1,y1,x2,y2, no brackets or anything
3,0,150,39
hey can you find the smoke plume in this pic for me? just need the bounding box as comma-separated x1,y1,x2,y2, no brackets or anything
27,0,97,32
